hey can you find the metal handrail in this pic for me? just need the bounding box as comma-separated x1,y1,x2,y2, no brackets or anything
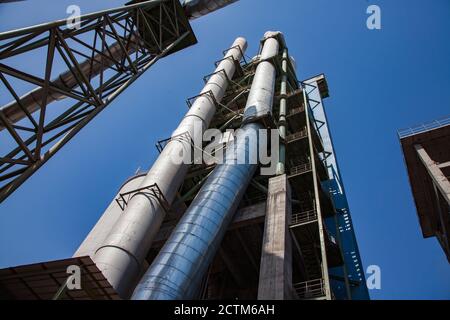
291,209,317,226
398,115,450,138
286,128,308,142
287,106,305,116
293,278,325,299
289,162,312,176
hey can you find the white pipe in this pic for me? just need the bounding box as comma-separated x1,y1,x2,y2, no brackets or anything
242,34,279,122
73,173,147,259
92,37,247,298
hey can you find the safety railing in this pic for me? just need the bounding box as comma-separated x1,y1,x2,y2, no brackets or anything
398,115,450,138
291,209,317,226
287,106,305,117
293,278,326,299
288,162,312,177
285,128,308,142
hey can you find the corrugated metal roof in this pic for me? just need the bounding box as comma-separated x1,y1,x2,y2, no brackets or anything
0,256,120,300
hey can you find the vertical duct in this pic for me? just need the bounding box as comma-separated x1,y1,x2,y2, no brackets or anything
276,49,289,174
132,31,281,300
91,37,247,298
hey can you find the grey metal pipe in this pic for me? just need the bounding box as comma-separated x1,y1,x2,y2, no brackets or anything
242,34,279,122
92,37,247,298
131,32,280,300
181,0,239,19
276,49,288,175
132,122,262,300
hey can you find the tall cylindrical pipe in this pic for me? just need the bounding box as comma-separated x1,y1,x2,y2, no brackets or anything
92,37,247,298
133,122,262,300
241,36,279,122
132,32,280,300
276,49,289,175
73,172,147,259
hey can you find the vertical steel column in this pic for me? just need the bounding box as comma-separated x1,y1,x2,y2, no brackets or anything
302,85,332,300
276,49,288,175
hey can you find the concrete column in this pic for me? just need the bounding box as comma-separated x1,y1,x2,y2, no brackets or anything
258,174,295,300
415,144,450,255
415,144,450,205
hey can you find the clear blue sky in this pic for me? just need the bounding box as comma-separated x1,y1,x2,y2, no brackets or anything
0,0,449,300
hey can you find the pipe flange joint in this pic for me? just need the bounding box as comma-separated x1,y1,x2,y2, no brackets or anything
278,93,289,100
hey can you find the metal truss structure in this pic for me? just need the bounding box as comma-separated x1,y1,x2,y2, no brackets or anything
0,0,196,202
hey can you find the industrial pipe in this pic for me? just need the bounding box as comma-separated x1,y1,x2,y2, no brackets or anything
181,0,239,19
92,37,247,298
276,49,289,175
132,32,281,300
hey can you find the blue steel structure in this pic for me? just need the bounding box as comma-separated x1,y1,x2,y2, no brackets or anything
304,77,369,299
